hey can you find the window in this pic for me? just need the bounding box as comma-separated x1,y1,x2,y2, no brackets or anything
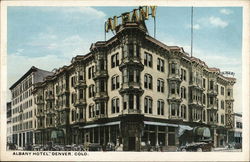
209,80,214,90
79,89,84,99
88,66,95,79
112,98,120,114
157,100,164,115
203,78,206,88
221,115,224,124
128,44,134,57
202,93,206,104
221,86,224,95
111,53,119,68
181,87,186,99
157,79,164,93
100,60,105,71
144,97,152,114
221,100,224,109
144,52,152,67
144,74,152,89
129,94,134,109
170,103,178,117
181,69,186,81
157,58,164,72
170,82,176,94
181,105,187,119
88,85,95,98
100,80,105,92
89,104,94,118
171,63,177,74
111,75,120,90
71,76,75,87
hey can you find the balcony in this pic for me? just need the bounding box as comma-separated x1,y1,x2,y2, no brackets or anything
36,111,45,118
189,82,203,91
93,114,108,120
168,73,181,82
207,89,218,96
93,92,109,101
74,80,87,89
93,70,108,80
207,104,218,111
188,100,204,108
122,109,141,115
168,94,182,103
36,99,44,105
73,99,87,107
45,94,55,100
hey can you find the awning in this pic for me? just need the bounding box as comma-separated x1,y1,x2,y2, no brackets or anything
194,127,211,137
80,121,120,129
178,125,193,137
51,130,64,139
143,121,179,127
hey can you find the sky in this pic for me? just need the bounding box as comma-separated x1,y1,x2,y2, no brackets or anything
7,6,242,113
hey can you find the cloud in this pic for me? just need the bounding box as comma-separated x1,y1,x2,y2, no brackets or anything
220,9,233,15
193,24,200,30
186,24,201,30
208,16,228,28
40,7,106,19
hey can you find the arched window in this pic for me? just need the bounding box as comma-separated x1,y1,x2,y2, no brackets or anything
181,105,187,119
144,74,152,89
144,96,153,114
157,100,164,115
112,97,120,114
181,87,186,99
111,75,120,90
88,84,95,98
89,104,94,118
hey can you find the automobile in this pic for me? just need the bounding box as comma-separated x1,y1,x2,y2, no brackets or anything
177,142,214,152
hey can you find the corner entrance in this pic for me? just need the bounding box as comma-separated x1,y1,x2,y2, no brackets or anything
128,137,136,151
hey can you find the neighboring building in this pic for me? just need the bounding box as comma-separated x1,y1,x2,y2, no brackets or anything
9,66,53,148
7,102,12,143
32,21,236,151
228,112,242,146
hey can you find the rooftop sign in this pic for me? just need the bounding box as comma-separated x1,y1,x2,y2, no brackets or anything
105,6,157,33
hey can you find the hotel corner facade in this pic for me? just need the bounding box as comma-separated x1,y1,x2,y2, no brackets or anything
9,9,237,151
29,22,236,151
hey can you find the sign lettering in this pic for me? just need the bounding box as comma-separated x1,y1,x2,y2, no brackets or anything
105,6,157,33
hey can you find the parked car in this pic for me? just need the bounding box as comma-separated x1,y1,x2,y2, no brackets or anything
177,142,214,152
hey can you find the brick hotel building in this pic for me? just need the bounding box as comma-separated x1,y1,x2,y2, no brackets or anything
10,21,236,151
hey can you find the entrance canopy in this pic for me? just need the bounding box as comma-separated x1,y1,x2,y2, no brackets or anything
51,130,64,139
194,127,211,137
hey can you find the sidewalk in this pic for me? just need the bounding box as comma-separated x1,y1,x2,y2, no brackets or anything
213,147,242,152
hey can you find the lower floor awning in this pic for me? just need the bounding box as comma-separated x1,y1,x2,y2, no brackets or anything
194,127,211,137
51,130,64,139
80,121,121,129
143,121,179,127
